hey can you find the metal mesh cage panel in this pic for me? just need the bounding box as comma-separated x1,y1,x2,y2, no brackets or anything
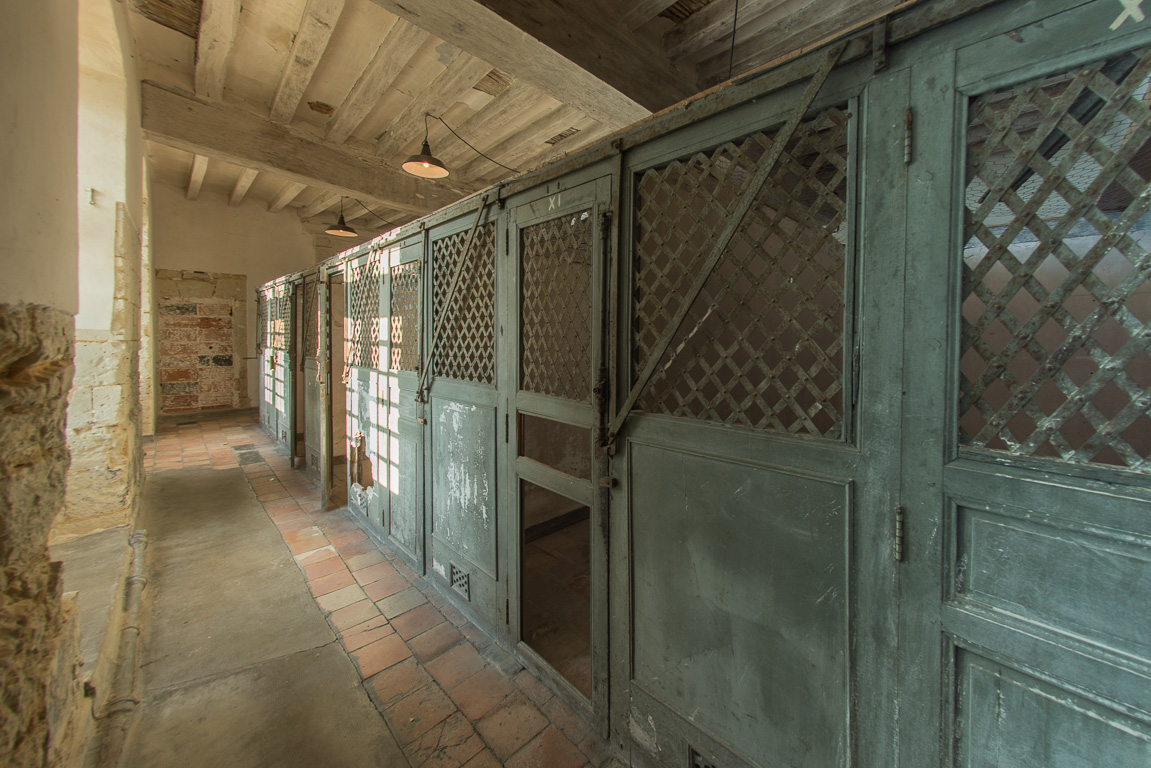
257,290,268,351
302,278,319,358
960,50,1151,473
266,286,291,351
346,253,382,369
432,223,496,383
632,106,850,438
390,261,421,372
521,211,594,401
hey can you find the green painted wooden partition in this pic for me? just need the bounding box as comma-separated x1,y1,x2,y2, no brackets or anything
260,1,1151,765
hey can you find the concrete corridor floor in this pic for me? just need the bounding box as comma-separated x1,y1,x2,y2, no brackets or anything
124,409,612,768
124,467,407,767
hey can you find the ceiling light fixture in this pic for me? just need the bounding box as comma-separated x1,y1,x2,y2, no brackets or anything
325,197,359,237
402,114,449,178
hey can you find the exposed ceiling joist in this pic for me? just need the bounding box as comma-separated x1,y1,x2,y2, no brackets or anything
195,0,240,100
366,0,676,129
622,0,682,30
229,168,259,205
141,81,473,215
269,0,347,123
268,181,308,212
301,192,340,219
373,53,495,160
664,0,780,61
435,81,549,166
455,104,579,179
325,18,427,144
187,154,209,199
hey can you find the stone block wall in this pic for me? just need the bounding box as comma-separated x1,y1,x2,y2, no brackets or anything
61,206,143,539
155,270,248,414
0,304,76,768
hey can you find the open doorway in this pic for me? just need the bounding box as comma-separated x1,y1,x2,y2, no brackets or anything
519,414,593,698
328,274,347,507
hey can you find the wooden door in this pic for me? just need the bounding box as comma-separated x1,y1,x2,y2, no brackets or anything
302,274,324,481
345,249,386,529
899,3,1151,764
506,175,613,721
423,205,506,630
383,236,424,566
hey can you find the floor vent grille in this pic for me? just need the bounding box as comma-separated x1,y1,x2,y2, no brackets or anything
450,563,471,601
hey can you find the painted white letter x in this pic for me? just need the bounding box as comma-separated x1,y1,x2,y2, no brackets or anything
1113,0,1146,30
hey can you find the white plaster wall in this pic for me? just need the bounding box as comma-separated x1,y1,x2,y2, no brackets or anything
151,182,318,405
77,0,143,331
0,0,79,312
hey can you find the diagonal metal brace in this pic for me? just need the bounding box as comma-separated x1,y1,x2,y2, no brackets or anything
606,41,847,441
416,193,490,402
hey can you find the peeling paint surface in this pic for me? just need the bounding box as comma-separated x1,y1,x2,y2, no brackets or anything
431,397,497,575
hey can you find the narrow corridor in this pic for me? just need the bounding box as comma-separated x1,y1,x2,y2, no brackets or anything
134,409,614,768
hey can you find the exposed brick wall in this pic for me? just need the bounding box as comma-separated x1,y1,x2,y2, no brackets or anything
0,303,76,768
155,270,248,414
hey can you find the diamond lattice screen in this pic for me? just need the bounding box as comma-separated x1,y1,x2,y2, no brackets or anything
521,211,594,401
257,290,268,350
960,50,1151,473
632,107,849,438
267,287,291,351
432,223,496,383
390,261,420,372
303,278,319,358
347,253,382,369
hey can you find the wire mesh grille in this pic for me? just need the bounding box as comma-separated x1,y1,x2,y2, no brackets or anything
521,211,594,401
267,286,291,351
302,278,319,358
960,49,1151,473
346,253,382,369
432,223,496,383
257,290,268,351
632,107,850,437
390,261,421,372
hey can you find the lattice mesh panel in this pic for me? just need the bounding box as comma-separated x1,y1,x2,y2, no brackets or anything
303,278,319,358
267,286,291,351
960,50,1151,473
632,107,849,437
432,223,496,383
346,253,382,369
390,261,421,372
521,211,594,401
257,290,268,351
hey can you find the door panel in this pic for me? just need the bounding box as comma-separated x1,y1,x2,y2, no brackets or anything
902,5,1151,765
384,238,424,566
302,276,323,480
425,211,502,620
629,440,850,768
345,251,386,530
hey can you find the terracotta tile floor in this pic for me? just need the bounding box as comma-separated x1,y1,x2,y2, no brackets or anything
144,409,615,768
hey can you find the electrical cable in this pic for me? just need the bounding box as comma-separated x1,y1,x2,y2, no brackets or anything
351,198,395,229
727,0,741,81
427,113,520,174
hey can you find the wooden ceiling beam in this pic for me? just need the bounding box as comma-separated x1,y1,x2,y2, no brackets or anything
454,105,581,179
268,181,308,212
269,0,347,123
301,192,340,220
434,82,552,166
664,0,783,61
194,0,240,100
366,0,689,128
186,154,209,200
622,0,681,31
325,18,427,145
692,0,897,84
373,53,495,160
141,81,473,215
228,167,258,205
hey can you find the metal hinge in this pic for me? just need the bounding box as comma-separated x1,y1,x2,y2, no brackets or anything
895,505,905,562
904,108,913,166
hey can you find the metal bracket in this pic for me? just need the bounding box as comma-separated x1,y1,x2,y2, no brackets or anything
871,18,888,74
